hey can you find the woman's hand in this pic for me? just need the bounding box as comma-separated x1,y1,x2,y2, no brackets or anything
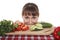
15,20,22,24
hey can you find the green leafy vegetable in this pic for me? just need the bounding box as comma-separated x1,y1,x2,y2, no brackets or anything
0,20,16,36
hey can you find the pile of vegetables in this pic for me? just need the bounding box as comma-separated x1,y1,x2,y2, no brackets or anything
0,20,29,36
0,19,53,35
0,20,16,36
13,22,29,31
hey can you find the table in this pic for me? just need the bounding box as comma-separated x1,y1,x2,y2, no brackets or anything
0,35,55,40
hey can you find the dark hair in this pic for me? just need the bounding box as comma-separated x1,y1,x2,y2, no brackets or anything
22,3,39,16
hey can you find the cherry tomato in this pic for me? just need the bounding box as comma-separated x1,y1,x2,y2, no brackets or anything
16,25,21,31
22,25,29,31
13,22,29,31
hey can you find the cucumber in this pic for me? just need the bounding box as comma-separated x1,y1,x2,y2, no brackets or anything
40,22,53,28
30,24,43,31
32,28,43,31
35,23,43,29
30,25,36,31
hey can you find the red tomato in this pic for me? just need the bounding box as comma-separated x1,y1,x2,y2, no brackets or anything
13,25,21,31
13,22,29,31
22,25,29,31
16,25,21,31
21,24,25,28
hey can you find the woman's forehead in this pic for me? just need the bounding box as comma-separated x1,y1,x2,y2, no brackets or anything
22,10,39,16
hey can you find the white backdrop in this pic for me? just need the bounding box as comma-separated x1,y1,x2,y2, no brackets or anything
0,0,60,27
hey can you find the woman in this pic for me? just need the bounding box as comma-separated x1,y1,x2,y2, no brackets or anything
15,3,39,27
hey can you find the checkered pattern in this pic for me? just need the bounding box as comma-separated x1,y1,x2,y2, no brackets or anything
0,35,55,40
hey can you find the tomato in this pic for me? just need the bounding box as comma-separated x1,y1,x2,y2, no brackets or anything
22,25,29,31
16,25,21,31
20,23,25,28
13,21,29,31
13,25,21,31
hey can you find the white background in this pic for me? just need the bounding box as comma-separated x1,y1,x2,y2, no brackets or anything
0,0,60,27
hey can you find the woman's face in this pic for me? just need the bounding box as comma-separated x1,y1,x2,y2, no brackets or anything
22,15,38,25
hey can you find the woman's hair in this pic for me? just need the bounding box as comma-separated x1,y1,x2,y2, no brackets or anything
22,3,39,16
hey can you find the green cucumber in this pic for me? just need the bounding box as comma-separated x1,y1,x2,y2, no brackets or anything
35,23,43,29
30,24,43,31
40,22,53,28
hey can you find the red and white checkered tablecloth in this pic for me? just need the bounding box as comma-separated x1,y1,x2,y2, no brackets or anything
0,35,55,40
